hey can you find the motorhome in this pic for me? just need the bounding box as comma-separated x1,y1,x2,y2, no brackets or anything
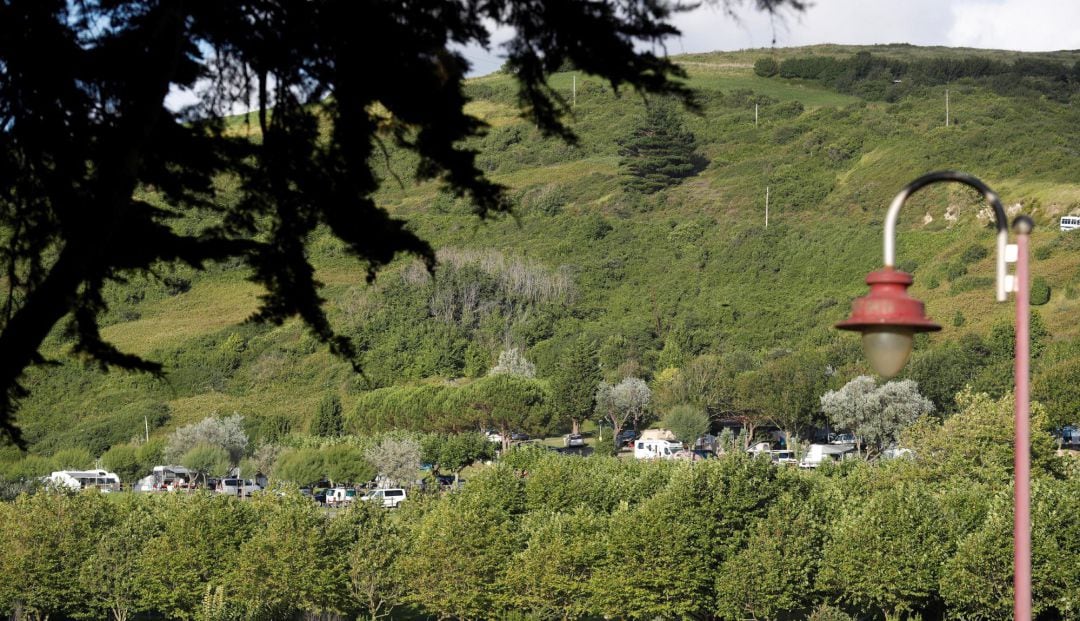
215,478,261,498
799,443,857,469
46,470,121,492
135,465,193,492
1061,216,1080,232
634,439,683,460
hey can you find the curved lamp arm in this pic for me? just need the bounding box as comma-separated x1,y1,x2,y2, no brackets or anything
883,171,1009,301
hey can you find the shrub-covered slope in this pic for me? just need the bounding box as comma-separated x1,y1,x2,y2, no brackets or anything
9,45,1080,458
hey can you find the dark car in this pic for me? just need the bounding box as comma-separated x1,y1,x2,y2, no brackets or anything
616,429,639,447
511,431,530,441
312,489,327,504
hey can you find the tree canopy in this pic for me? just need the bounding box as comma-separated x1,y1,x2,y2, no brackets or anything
0,0,803,443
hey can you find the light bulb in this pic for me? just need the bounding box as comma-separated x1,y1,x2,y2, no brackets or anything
861,327,915,379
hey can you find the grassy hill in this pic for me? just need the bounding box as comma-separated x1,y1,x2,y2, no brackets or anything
8,44,1080,461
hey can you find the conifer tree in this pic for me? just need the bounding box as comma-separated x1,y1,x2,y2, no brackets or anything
312,394,344,438
551,339,601,435
617,101,703,194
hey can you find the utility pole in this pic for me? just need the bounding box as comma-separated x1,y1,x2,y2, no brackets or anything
144,416,149,443
754,102,759,127
765,186,770,228
945,88,950,127
572,74,576,108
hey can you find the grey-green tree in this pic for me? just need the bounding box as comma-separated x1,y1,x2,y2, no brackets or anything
617,100,704,194
594,377,652,450
550,339,601,435
820,376,935,457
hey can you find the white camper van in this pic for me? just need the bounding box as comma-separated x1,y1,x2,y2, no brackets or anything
46,470,121,492
634,439,683,460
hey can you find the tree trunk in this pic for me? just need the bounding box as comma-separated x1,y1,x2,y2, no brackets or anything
611,421,622,451
571,418,580,435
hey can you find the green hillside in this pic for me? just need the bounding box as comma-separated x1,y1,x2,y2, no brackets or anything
7,45,1080,462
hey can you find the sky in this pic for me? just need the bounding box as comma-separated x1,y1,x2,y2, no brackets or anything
458,0,1080,77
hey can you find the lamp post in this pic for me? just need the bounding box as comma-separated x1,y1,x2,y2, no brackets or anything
836,171,1034,621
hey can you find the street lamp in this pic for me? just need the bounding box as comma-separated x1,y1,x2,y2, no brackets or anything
835,171,1034,621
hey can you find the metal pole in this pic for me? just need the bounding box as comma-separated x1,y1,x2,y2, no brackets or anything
1013,215,1034,621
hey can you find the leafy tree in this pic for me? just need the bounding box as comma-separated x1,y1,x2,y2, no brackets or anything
550,339,601,434
737,350,827,451
312,394,344,438
903,388,1062,485
464,374,550,452
78,498,160,621
365,438,421,487
818,484,951,620
181,444,231,486
594,377,652,450
274,448,326,487
654,352,752,416
1034,357,1080,431
504,508,608,619
230,495,349,618
0,0,791,446
347,503,409,621
323,444,375,487
101,443,141,485
662,405,710,447
135,438,165,473
820,376,935,456
715,493,825,620
50,447,94,470
437,433,493,480
400,468,524,619
617,100,704,193
904,334,989,413
136,494,258,619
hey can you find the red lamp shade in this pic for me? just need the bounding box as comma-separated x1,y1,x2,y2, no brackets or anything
837,267,940,378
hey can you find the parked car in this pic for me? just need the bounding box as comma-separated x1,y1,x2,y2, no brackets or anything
616,429,639,447
361,487,407,508
828,432,856,445
216,478,261,498
563,433,585,448
511,431,530,441
486,431,503,444
312,489,328,504
325,487,357,507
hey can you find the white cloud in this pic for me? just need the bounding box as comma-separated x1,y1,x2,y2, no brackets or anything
946,0,1080,51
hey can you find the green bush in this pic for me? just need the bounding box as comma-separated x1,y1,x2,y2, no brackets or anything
1031,276,1051,305
753,57,779,77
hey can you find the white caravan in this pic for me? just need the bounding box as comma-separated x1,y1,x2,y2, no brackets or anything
799,443,857,469
361,487,407,508
634,439,683,460
46,470,121,492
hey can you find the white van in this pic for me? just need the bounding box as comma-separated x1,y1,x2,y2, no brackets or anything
1060,216,1080,232
361,487,407,508
325,487,357,507
634,439,683,460
216,478,261,497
